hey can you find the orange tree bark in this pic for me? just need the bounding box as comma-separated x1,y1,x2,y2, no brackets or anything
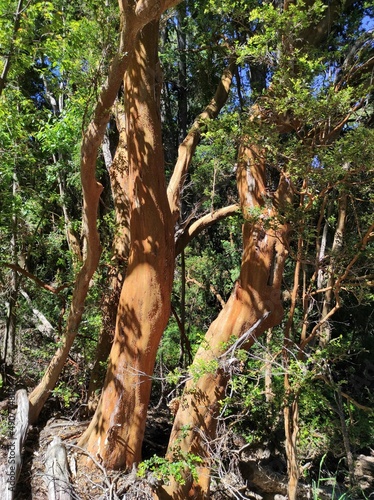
160,144,292,499
78,20,175,469
28,32,125,424
28,0,181,425
78,30,236,468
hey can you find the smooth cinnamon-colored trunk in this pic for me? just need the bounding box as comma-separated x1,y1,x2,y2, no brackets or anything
161,145,291,498
79,21,174,469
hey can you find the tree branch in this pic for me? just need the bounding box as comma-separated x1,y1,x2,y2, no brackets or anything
175,203,240,255
186,277,226,309
167,59,236,222
2,263,70,295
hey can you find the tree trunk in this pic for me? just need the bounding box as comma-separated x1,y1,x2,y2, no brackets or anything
284,391,299,500
86,106,130,410
161,144,291,498
0,389,29,500
319,193,347,346
79,21,175,470
2,170,19,368
86,265,124,412
264,328,274,404
27,0,143,423
283,233,303,500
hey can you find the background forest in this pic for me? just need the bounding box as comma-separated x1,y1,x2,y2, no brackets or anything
0,0,373,498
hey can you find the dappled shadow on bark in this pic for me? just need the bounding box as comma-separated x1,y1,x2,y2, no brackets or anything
161,141,292,498
79,20,174,471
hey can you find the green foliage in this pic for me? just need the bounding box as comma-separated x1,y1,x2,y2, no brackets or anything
0,410,10,443
189,357,219,382
137,452,203,485
52,382,79,408
0,0,373,494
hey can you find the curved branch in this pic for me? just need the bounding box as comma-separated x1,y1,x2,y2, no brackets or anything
2,263,70,295
167,59,237,222
29,12,137,423
134,0,182,25
175,203,240,255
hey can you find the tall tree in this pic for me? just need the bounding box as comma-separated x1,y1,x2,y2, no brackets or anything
78,12,237,467
161,0,374,497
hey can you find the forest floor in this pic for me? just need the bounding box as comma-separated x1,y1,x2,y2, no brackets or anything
1,397,373,499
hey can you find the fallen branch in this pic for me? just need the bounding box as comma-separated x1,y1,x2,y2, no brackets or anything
44,436,72,500
0,389,29,500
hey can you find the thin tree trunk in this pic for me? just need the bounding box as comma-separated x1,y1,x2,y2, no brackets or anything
161,144,291,498
335,384,355,486
264,328,274,404
319,193,347,346
3,170,19,368
86,108,130,409
283,398,299,500
283,233,303,500
26,0,147,423
55,157,82,263
86,266,124,412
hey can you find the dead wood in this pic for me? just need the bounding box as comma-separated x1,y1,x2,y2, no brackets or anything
0,389,29,500
44,436,72,500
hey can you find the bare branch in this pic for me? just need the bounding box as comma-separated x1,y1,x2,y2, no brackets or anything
167,59,237,222
2,263,70,295
175,203,240,255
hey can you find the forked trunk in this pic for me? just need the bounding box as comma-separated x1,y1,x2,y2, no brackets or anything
27,0,137,423
79,21,174,469
160,145,291,498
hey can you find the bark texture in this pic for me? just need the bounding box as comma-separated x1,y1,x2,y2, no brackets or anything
27,0,181,424
79,21,174,469
0,390,29,500
86,106,130,409
161,145,291,498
